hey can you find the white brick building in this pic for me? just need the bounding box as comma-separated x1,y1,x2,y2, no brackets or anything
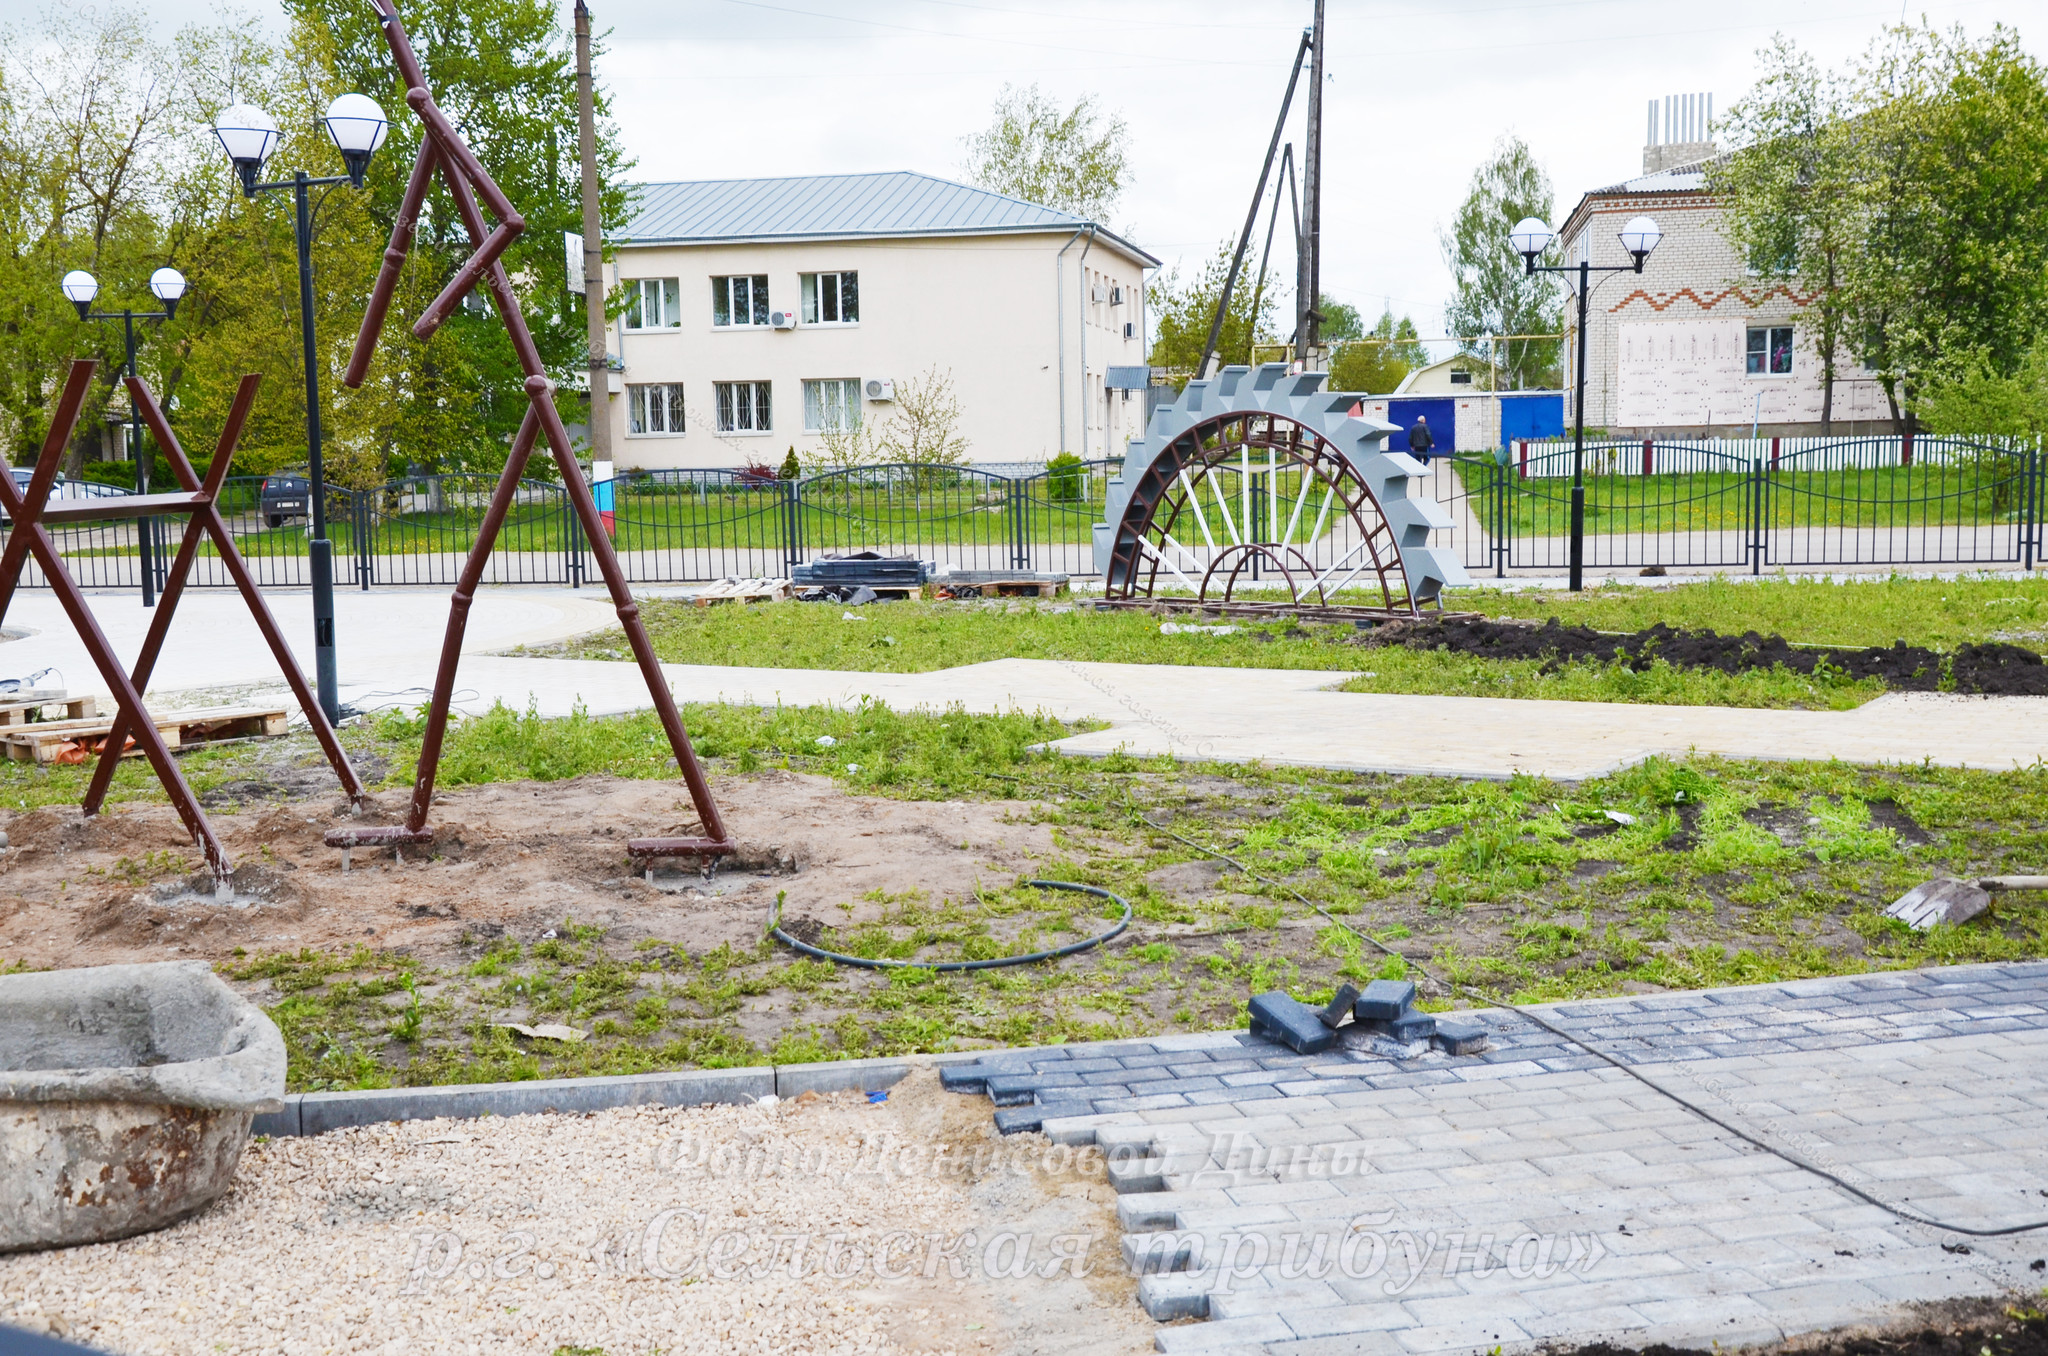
1557,153,1894,438
594,172,1157,471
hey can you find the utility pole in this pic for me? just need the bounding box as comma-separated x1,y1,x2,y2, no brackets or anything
575,0,610,464
1295,0,1325,369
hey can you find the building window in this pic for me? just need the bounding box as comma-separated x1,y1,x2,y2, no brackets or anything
1746,326,1794,376
803,378,861,432
623,278,680,330
712,275,769,327
627,383,685,435
800,272,859,325
715,381,771,433
1450,370,1473,385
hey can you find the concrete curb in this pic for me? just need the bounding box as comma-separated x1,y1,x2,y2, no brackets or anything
253,1051,992,1138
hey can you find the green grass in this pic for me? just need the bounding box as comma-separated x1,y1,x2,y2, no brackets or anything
1456,573,2048,650
27,695,2030,1091
534,573,2048,710
1458,461,2033,536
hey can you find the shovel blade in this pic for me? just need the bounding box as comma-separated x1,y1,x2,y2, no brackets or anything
1885,878,1992,931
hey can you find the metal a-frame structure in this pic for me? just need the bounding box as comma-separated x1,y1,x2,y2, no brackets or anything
326,0,730,863
0,361,365,881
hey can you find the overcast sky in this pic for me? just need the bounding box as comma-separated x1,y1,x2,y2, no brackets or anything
133,0,2035,352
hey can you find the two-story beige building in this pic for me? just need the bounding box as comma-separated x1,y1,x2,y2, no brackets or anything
1557,113,1894,438
592,172,1158,471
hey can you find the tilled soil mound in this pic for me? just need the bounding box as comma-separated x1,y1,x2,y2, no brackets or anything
1554,1298,2048,1356
1366,616,2048,695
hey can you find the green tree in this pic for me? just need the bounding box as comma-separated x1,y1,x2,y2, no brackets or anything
1146,238,1277,380
1917,347,2048,438
0,5,190,472
1840,23,2048,428
286,0,634,472
963,84,1130,222
1329,311,1428,394
1318,296,1362,343
1440,134,1562,389
1711,36,1863,432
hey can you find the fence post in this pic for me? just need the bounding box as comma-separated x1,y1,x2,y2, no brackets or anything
565,485,583,588
1010,474,1029,572
1901,430,1914,467
1494,457,1508,577
783,477,802,576
2027,437,2040,572
356,493,373,590
1518,439,1528,479
1642,438,1652,476
1751,457,1764,575
1770,436,1780,470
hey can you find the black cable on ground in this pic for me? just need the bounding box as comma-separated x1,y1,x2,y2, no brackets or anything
766,879,1130,972
1128,800,2048,1239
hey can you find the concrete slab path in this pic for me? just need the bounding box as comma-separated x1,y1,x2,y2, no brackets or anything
942,962,2048,1355
0,589,2042,779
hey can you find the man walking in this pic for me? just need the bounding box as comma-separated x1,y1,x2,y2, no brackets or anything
1407,415,1435,462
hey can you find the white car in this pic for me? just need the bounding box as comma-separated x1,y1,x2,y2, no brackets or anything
4,468,131,523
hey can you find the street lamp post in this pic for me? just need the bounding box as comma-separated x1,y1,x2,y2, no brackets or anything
212,95,386,725
61,267,188,607
1510,214,1662,592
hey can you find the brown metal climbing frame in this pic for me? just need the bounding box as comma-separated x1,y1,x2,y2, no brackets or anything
326,0,731,864
0,361,366,882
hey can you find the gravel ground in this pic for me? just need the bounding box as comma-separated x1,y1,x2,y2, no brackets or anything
0,1071,1147,1356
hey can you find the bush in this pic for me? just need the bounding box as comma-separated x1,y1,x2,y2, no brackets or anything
779,447,801,481
1044,451,1085,502
82,461,136,489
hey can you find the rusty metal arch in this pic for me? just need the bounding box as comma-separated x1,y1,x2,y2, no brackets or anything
1094,363,1466,608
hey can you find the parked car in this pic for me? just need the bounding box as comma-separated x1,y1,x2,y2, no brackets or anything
2,468,130,524
260,473,310,528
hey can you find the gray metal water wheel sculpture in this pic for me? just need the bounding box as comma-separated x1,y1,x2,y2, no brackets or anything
1093,364,1467,609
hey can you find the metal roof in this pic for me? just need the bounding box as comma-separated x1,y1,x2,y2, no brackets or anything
1588,164,1711,195
616,171,1159,266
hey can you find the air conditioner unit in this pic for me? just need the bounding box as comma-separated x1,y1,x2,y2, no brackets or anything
1109,286,1125,306
1090,284,1107,303
1123,322,1137,340
864,378,895,402
770,310,798,330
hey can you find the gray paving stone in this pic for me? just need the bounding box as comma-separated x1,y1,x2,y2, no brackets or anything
1152,1313,1293,1352
1262,1332,1408,1356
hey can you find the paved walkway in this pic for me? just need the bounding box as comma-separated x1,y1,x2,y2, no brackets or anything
942,962,2048,1354
1,589,2043,779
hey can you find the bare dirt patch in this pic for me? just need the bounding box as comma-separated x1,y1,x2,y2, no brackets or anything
0,769,1058,973
1360,616,2048,695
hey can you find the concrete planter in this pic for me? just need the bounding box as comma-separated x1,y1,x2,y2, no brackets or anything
0,961,285,1252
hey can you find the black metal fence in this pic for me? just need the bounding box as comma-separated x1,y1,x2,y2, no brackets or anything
5,462,1119,592
1426,435,2043,577
9,438,2040,594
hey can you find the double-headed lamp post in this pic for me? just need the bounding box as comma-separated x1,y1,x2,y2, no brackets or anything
1509,214,1662,592
60,265,188,608
211,93,387,725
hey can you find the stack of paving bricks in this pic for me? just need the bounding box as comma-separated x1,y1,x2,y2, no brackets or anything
941,963,2048,1354
938,991,1498,1138
1250,980,1489,1058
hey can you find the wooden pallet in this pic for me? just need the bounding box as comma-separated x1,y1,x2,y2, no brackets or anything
940,578,1069,599
1,705,289,765
695,577,791,606
0,693,94,727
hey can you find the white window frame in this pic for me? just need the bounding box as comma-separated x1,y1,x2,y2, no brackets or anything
1746,325,1795,377
800,271,859,326
622,278,680,331
626,383,686,436
712,275,770,328
803,378,862,433
714,380,772,434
